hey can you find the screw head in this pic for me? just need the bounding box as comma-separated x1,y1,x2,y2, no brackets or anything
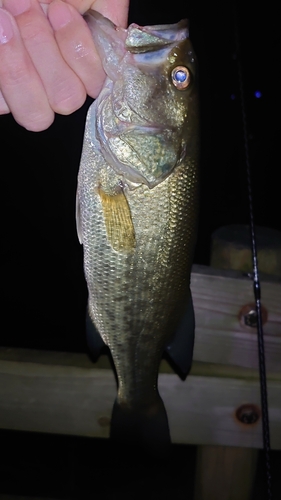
244,309,257,327
236,404,260,425
239,303,268,329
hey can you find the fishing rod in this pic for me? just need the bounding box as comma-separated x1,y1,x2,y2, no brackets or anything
233,4,272,499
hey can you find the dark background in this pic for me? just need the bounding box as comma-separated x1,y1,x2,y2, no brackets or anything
0,0,280,498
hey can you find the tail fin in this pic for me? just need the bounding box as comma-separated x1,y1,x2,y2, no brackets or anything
110,395,171,455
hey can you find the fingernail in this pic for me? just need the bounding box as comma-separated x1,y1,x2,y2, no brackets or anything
48,1,73,31
4,0,31,17
0,8,14,44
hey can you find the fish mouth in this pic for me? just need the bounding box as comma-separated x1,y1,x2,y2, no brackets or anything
84,10,189,82
125,20,189,54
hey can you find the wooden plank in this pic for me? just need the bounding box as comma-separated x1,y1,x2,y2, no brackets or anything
1,346,281,381
191,265,281,371
210,225,281,277
193,446,258,500
0,349,281,448
193,228,280,500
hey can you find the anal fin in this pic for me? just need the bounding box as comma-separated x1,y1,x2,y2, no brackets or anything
86,310,107,361
165,294,195,380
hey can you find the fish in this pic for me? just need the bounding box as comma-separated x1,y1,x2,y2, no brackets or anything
76,10,199,451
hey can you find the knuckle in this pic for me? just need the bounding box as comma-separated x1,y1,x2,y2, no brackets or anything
0,56,32,88
20,17,53,44
51,85,86,115
6,66,29,86
22,111,55,132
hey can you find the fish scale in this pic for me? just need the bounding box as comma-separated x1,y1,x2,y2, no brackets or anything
77,10,199,448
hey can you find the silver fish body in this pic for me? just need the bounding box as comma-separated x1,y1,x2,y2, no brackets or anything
76,11,199,446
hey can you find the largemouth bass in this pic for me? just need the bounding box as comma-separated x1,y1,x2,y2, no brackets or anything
76,11,199,449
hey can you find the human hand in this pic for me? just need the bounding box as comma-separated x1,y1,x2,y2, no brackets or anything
0,0,129,131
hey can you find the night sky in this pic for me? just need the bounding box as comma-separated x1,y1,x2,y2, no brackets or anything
1,0,280,350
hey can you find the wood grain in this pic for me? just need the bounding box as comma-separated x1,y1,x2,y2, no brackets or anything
1,348,281,448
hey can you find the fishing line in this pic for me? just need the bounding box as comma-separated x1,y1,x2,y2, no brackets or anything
233,4,272,499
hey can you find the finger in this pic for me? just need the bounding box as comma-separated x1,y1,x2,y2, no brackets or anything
0,0,13,113
39,3,49,15
64,0,129,27
0,7,54,130
48,0,105,98
4,0,87,115
89,0,129,27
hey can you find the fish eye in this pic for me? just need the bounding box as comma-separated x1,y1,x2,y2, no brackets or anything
171,66,191,90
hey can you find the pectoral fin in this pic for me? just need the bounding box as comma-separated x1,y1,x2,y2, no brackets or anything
98,187,135,252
